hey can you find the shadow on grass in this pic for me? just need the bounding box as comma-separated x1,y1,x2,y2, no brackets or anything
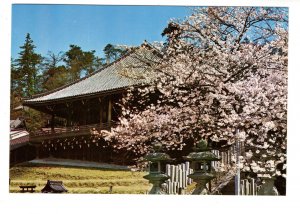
16,161,134,172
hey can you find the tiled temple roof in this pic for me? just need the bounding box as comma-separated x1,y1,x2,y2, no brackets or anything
41,180,68,193
23,44,160,105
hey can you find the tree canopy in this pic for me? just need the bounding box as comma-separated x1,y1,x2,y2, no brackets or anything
64,44,103,81
103,43,129,64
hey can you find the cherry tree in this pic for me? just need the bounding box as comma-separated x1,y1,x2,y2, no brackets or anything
102,7,288,179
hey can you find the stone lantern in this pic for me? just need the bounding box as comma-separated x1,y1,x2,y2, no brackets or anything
257,159,279,195
143,142,173,194
184,139,220,195
257,176,279,195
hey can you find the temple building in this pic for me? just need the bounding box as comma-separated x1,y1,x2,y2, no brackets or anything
18,43,159,165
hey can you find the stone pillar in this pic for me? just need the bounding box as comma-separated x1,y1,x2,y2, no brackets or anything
251,178,256,195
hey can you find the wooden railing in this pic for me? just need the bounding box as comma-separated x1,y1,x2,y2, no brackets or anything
30,122,114,141
10,130,28,139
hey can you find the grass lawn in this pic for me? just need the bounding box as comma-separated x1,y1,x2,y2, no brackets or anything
9,163,151,194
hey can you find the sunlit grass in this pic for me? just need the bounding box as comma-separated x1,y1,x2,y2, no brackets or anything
9,164,150,194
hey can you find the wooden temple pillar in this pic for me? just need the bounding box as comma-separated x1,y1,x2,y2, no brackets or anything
99,96,112,129
51,114,55,133
108,97,112,128
99,98,103,129
67,112,71,127
79,100,86,125
86,101,90,125
34,144,41,159
10,150,17,165
66,102,71,127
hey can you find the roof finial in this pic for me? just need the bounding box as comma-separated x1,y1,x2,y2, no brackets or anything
142,40,150,48
142,39,149,47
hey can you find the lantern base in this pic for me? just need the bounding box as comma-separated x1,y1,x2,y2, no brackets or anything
257,177,279,196
188,172,215,195
144,173,170,194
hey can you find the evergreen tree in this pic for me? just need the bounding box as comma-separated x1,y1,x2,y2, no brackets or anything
10,58,22,119
41,51,71,91
64,45,103,81
103,43,128,64
15,33,42,97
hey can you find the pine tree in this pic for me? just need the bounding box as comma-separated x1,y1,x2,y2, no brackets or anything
41,51,70,91
10,58,22,119
103,43,128,64
64,45,103,81
15,33,42,97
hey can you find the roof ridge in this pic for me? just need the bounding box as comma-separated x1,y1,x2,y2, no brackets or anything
141,40,163,57
23,46,140,101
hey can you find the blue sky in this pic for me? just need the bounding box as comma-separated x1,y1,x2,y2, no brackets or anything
11,4,192,59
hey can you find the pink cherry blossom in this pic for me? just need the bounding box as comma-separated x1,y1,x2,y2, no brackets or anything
102,7,287,179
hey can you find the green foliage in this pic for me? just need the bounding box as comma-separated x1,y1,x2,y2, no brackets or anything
103,43,128,64
42,63,71,91
40,51,68,91
64,44,103,81
44,67,71,91
23,108,48,131
15,33,42,97
11,33,42,121
10,58,23,119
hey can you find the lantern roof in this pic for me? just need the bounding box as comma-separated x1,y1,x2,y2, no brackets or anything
184,151,220,162
144,152,173,162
